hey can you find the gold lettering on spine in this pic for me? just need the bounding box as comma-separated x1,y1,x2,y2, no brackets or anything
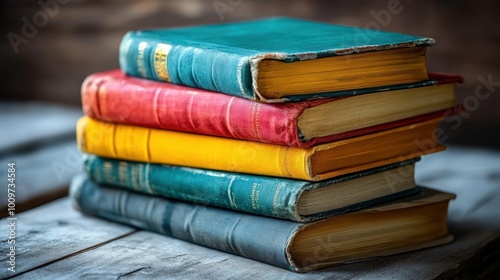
272,183,284,216
118,161,128,185
137,42,148,78
130,163,141,191
103,161,116,183
251,183,261,210
153,43,172,82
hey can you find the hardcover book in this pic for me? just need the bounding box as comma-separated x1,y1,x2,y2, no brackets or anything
82,70,461,147
119,17,436,102
84,155,420,222
71,175,455,272
76,116,445,181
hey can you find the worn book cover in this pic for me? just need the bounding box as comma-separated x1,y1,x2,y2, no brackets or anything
76,116,445,181
71,176,455,272
119,17,435,102
82,70,461,147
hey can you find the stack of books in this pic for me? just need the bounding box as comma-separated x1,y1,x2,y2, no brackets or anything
71,18,462,272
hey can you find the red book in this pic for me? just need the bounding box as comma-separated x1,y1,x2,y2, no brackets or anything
82,70,462,148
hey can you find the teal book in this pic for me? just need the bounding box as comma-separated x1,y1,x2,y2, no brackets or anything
119,17,435,102
84,155,420,222
71,176,455,272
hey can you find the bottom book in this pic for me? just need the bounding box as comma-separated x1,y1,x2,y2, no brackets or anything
70,175,455,272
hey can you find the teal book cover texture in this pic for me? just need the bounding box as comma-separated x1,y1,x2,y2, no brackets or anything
84,155,419,222
119,17,435,101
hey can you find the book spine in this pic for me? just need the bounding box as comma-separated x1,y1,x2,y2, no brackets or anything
81,71,307,147
71,175,299,271
119,32,254,99
76,117,312,180
84,155,307,221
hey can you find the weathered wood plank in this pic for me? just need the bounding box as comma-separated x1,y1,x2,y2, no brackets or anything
0,102,81,154
0,101,82,215
10,218,500,280
416,146,500,223
0,198,135,279
0,140,82,216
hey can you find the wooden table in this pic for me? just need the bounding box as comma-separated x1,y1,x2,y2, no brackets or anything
0,102,82,215
1,102,499,279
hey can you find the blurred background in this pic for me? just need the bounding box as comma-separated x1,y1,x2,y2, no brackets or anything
1,0,499,213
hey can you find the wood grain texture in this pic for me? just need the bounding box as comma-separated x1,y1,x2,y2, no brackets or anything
0,102,81,155
0,198,136,279
0,102,82,215
0,140,80,217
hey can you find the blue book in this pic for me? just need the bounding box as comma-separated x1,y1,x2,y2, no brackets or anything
71,176,454,272
119,17,435,102
84,155,420,222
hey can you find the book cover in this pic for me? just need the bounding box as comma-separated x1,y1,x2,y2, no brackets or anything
84,155,420,222
82,69,461,147
119,17,436,102
76,116,445,181
71,175,455,272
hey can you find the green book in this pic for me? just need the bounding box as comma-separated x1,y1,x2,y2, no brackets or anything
120,17,435,102
84,155,420,222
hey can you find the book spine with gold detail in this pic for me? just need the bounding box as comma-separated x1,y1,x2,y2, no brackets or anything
119,32,254,99
81,69,310,147
81,69,461,148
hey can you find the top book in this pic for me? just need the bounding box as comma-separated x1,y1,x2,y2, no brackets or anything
119,17,435,102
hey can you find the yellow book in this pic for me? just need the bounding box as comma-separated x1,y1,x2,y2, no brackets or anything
77,117,445,181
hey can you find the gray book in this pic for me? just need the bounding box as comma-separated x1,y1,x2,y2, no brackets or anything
70,175,454,272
